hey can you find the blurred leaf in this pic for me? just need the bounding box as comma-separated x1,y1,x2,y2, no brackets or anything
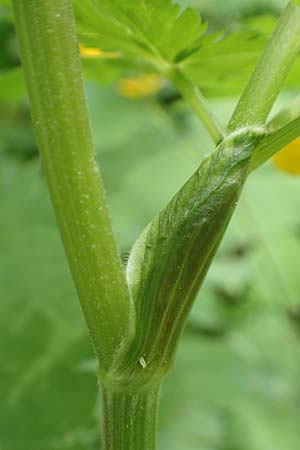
73,0,273,97
2,74,300,450
0,0,13,21
181,29,265,96
0,0,11,5
159,319,300,450
5,1,300,96
249,234,300,311
0,67,26,103
0,160,99,450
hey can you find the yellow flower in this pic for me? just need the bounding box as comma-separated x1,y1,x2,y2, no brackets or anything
79,44,119,59
273,138,300,175
79,45,163,99
118,75,164,99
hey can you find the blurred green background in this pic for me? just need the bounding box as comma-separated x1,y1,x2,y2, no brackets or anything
1,0,300,449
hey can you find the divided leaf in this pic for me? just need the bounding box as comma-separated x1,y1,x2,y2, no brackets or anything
74,1,275,96
74,0,207,64
181,30,266,96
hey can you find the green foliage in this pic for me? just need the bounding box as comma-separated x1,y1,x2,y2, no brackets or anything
2,89,300,450
74,0,270,96
2,1,299,101
180,30,265,96
75,1,300,98
0,0,11,7
0,159,99,450
0,67,25,103
0,0,12,21
74,0,207,62
3,0,300,449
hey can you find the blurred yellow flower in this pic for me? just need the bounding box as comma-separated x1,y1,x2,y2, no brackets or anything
118,75,164,99
273,138,300,175
79,44,119,59
79,45,162,99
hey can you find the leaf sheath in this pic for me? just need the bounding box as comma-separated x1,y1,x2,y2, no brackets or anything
107,129,265,387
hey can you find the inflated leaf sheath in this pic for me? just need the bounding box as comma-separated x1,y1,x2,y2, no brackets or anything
108,129,265,387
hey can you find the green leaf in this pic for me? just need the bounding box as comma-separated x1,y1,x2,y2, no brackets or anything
74,1,275,98
2,83,300,450
0,160,98,450
250,234,300,310
0,0,12,20
160,321,300,450
0,67,26,104
74,0,207,64
75,4,300,98
180,29,266,95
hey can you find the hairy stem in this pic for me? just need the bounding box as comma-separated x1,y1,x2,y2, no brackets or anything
12,0,132,371
170,69,226,144
229,1,300,131
101,386,160,450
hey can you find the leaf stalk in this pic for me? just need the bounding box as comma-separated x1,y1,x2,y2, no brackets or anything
169,69,226,144
229,1,300,131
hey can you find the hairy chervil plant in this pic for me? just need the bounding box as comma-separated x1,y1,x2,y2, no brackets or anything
10,0,300,449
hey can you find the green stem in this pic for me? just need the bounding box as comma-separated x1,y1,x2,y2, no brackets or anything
169,69,226,144
268,96,300,129
12,0,132,371
101,386,160,450
250,116,300,172
229,2,300,131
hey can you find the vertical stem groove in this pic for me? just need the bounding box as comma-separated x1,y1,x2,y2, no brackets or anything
101,386,160,450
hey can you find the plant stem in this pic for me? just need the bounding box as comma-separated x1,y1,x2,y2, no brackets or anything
250,116,300,172
229,1,300,131
101,386,160,450
12,0,132,371
170,69,226,144
268,96,300,129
